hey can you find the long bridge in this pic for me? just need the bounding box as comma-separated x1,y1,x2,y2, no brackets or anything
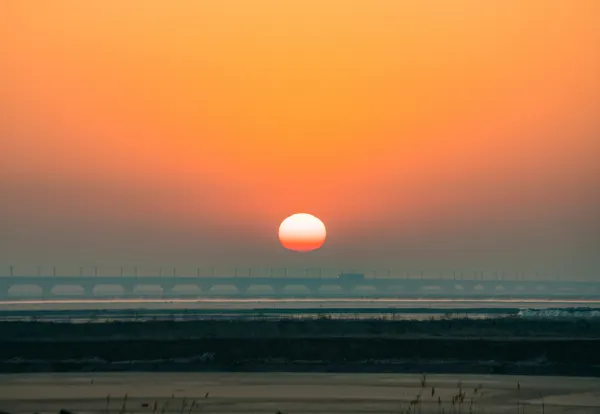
1,274,599,299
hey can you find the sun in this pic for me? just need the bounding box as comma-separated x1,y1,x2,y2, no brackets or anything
278,213,326,252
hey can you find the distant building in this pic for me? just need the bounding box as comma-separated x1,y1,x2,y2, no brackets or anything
337,272,365,282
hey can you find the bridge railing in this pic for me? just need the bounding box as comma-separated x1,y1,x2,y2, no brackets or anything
0,265,587,282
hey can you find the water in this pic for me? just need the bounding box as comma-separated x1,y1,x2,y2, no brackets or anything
2,298,600,322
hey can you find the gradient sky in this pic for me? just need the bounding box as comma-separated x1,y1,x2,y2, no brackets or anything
1,1,599,277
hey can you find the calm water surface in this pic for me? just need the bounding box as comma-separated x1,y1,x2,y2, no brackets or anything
1,298,600,322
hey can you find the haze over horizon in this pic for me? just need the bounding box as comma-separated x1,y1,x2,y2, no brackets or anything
2,1,599,278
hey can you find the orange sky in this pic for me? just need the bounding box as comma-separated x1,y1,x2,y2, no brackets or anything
1,1,599,275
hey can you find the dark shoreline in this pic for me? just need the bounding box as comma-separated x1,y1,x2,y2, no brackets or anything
3,318,600,376
0,306,522,320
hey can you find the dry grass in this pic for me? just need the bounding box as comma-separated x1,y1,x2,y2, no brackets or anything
392,375,550,414
40,374,552,414
101,389,213,414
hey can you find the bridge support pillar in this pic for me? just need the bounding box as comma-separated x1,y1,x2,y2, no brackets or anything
122,284,136,297
0,283,10,300
160,284,175,297
340,284,357,294
196,284,212,296
81,284,96,298
235,284,250,295
40,285,53,299
270,284,287,295
301,286,315,295
381,284,402,295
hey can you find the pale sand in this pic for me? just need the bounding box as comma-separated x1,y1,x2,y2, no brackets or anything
1,373,599,413
3,298,600,312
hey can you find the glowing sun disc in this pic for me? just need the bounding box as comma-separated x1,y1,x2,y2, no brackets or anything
278,213,326,252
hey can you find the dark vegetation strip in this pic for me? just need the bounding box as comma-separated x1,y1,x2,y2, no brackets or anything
3,361,600,377
1,338,600,376
3,337,600,363
3,319,600,376
0,307,521,319
2,318,600,340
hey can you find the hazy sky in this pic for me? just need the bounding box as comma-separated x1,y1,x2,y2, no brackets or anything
1,1,599,277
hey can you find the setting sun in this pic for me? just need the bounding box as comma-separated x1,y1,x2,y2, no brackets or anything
278,214,326,252
1,0,599,272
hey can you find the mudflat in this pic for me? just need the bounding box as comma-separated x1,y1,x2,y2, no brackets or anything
0,372,599,413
